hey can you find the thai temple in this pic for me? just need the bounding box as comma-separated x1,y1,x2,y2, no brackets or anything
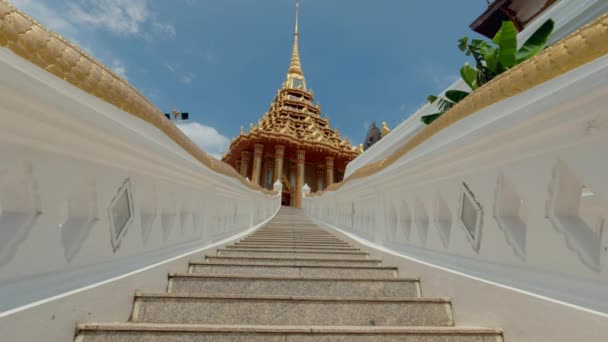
1,0,608,341
222,2,359,207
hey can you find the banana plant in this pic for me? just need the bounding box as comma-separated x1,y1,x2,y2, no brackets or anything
458,19,554,89
421,19,554,125
421,90,470,125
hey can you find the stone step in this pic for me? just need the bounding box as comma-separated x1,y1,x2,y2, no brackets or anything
204,255,382,266
247,237,338,240
131,293,453,326
168,274,420,297
226,243,361,251
241,238,349,243
262,222,317,225
216,248,369,259
240,238,348,243
225,245,361,253
249,235,336,238
235,239,353,247
188,262,398,278
76,323,504,342
259,223,320,228
258,223,327,228
249,233,337,237
235,241,353,247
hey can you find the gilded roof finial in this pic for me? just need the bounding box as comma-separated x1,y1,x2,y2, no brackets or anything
240,125,244,135
287,0,303,76
295,0,299,36
381,121,391,137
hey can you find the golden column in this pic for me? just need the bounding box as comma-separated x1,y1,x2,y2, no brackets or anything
325,156,334,186
235,159,241,176
295,150,306,208
274,145,285,183
240,151,251,178
251,143,264,185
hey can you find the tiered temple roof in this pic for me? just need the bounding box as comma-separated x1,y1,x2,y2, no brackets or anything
222,2,359,165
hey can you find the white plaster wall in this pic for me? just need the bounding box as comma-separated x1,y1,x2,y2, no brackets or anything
345,0,608,178
305,53,608,341
0,46,280,339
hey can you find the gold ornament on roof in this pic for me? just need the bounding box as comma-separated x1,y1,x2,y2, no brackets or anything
381,121,391,137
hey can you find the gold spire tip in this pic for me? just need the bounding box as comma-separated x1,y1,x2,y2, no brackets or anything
295,0,299,36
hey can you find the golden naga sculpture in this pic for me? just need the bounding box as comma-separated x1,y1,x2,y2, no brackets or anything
2,0,607,196
317,12,608,195
381,121,391,137
0,0,275,194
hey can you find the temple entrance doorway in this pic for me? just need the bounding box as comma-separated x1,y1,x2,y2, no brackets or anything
281,192,291,206
280,176,293,207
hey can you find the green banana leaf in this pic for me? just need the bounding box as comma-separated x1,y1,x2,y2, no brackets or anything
516,19,554,64
460,63,478,90
445,90,470,103
420,113,442,125
427,95,454,112
492,21,518,69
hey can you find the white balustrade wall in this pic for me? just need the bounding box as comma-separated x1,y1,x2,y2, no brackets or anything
305,53,608,340
345,0,608,178
0,46,280,320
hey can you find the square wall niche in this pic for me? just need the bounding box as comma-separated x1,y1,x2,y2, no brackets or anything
493,173,527,260
458,182,483,253
109,178,134,251
546,161,604,271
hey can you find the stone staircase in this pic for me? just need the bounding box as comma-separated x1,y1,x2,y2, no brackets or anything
75,207,503,341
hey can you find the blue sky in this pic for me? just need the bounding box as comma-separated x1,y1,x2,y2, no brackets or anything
11,0,488,158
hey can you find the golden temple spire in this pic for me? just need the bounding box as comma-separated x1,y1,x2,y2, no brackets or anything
287,1,302,76
285,1,307,90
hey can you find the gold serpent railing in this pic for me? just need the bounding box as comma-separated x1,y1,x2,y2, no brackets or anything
0,0,275,195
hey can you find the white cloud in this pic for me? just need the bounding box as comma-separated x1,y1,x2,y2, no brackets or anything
165,63,195,84
9,0,76,36
110,58,128,80
153,22,176,38
179,72,195,84
67,0,175,39
164,63,177,72
177,122,230,159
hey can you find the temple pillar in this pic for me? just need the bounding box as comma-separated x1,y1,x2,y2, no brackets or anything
274,145,285,183
316,166,324,192
240,151,251,178
325,156,334,186
296,150,306,208
235,159,241,175
251,143,264,185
